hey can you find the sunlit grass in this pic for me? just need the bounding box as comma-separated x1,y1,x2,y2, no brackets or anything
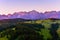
0,36,8,40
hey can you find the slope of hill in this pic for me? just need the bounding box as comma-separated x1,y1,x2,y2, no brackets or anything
0,18,32,23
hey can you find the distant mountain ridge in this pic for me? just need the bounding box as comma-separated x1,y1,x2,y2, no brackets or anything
0,10,60,20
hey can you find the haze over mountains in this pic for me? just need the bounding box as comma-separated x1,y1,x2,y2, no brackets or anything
0,10,60,20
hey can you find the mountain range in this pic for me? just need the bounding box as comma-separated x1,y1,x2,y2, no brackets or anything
0,10,60,20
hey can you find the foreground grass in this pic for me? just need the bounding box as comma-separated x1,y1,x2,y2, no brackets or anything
0,36,8,40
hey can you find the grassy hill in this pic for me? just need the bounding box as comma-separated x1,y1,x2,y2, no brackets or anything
0,18,60,40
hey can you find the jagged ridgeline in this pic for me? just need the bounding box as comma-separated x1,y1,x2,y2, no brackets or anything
0,10,60,20
0,18,60,40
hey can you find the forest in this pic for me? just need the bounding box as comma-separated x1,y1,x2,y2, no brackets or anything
0,19,60,40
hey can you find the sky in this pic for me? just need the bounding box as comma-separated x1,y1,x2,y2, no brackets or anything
0,0,60,15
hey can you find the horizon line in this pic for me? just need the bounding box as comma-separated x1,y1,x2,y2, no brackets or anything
0,10,60,15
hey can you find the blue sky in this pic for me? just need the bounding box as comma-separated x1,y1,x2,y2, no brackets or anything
0,0,60,14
